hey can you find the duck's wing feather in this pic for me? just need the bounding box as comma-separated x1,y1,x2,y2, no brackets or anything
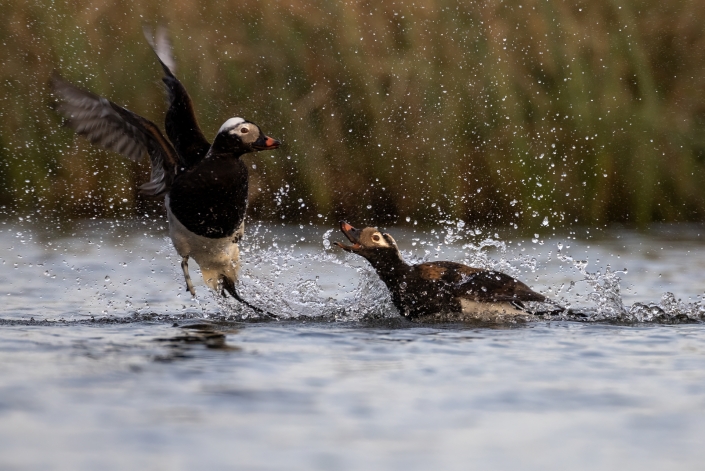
414,261,484,284
50,73,178,197
143,26,211,167
454,270,546,303
414,262,545,302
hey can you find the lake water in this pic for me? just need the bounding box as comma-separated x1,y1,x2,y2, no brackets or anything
1,218,704,470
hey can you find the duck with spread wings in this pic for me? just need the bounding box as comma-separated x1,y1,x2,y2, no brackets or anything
50,27,280,313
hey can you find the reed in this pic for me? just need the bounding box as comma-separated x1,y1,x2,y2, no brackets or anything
1,0,704,231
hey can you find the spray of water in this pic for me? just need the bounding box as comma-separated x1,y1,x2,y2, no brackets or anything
192,219,705,325
555,245,705,323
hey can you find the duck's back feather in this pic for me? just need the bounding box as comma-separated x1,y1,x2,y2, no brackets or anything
454,270,546,303
414,261,484,283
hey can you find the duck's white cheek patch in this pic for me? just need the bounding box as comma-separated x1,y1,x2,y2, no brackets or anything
240,130,258,144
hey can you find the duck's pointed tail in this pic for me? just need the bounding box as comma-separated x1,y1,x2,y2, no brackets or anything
513,300,590,319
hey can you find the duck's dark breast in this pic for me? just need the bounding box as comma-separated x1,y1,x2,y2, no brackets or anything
167,157,248,239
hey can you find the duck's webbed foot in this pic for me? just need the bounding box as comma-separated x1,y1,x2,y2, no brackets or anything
219,275,276,319
181,256,196,297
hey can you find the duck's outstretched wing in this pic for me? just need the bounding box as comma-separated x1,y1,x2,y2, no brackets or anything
143,25,211,167
50,73,178,197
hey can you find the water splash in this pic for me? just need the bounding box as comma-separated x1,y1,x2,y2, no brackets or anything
12,217,696,325
555,245,705,323
200,223,394,322
190,221,705,325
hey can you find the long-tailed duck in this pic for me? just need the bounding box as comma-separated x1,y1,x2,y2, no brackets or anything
335,222,562,321
50,27,279,314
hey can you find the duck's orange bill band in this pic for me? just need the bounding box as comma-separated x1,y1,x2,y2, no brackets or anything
263,136,280,149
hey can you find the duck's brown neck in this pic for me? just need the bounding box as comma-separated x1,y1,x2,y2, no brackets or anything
364,250,412,286
362,250,415,316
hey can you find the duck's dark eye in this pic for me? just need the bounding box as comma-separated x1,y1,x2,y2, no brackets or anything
240,127,249,134
372,234,380,242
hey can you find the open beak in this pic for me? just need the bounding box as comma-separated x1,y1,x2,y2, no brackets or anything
334,221,362,251
252,134,281,151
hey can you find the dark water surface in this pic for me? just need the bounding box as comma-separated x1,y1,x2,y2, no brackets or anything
1,220,704,470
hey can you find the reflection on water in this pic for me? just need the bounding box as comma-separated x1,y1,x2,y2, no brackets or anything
1,219,705,470
154,323,241,354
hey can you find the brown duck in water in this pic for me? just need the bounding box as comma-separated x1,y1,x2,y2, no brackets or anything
335,222,562,321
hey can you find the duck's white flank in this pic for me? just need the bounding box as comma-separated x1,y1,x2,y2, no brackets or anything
413,299,529,323
458,299,525,316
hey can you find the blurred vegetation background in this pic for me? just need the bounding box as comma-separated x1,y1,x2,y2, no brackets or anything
1,0,705,231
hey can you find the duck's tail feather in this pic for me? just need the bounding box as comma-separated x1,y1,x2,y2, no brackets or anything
512,300,590,319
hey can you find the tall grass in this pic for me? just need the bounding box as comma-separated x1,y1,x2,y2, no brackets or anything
1,0,704,230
